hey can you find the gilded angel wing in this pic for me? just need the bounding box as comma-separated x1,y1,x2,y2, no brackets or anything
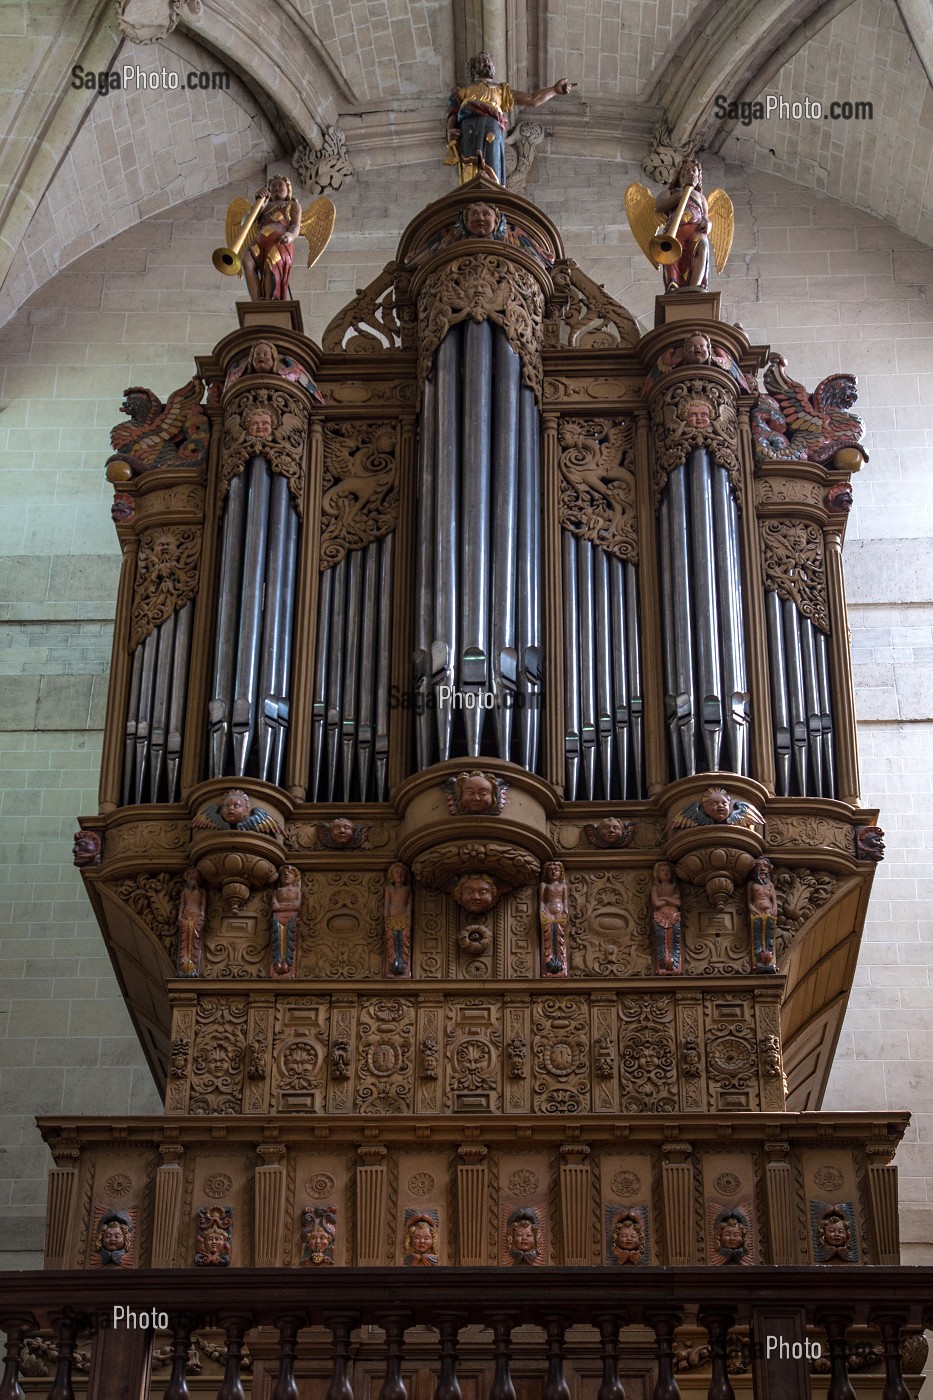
224,197,259,278
667,801,709,832
707,189,734,274
299,196,337,269
191,804,224,831
239,806,284,837
624,183,663,266
729,799,765,830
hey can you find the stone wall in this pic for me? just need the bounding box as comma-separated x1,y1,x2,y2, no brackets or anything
1,150,932,1265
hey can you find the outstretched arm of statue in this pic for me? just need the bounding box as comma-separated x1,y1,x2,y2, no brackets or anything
512,77,576,107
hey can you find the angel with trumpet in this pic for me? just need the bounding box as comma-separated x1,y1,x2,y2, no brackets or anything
215,175,335,301
625,157,733,292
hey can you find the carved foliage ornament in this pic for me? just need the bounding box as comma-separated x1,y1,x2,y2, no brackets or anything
292,126,354,196
322,263,405,354
544,260,640,350
113,872,184,957
129,524,201,650
417,252,545,403
320,421,398,569
219,387,309,516
759,519,829,633
651,378,740,506
557,417,637,562
116,0,202,44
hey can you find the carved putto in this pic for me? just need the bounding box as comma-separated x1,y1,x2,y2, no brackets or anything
73,829,102,868
105,377,208,480
668,787,764,832
224,339,323,401
270,865,301,977
91,1208,134,1268
317,817,368,849
300,1206,336,1266
403,1210,439,1266
176,867,205,977
219,178,335,302
650,860,682,975
384,863,413,978
607,1206,647,1265
753,354,866,465
191,789,283,837
651,378,740,504
195,1205,233,1266
451,872,503,913
812,1202,857,1263
442,770,508,815
584,816,636,849
539,860,570,977
504,1207,542,1266
710,1205,752,1265
647,332,749,390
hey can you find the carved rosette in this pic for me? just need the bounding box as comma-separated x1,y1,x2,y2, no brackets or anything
650,377,741,507
557,417,638,562
416,252,545,401
129,524,201,651
219,385,310,516
759,519,829,633
320,421,398,569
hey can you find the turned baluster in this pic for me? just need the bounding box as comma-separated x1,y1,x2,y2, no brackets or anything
595,1314,626,1400
543,1316,572,1400
645,1311,682,1400
324,1314,358,1400
162,1314,195,1400
434,1314,464,1400
819,1314,856,1400
698,1312,735,1400
874,1314,910,1400
271,1316,303,1400
216,1315,251,1400
46,1313,82,1400
377,1314,409,1400
0,1316,34,1400
488,1315,517,1400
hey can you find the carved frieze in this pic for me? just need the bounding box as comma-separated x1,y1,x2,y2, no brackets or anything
557,417,638,563
416,253,545,401
650,378,741,506
567,870,651,977
759,519,829,633
320,421,398,569
129,525,201,650
219,387,310,515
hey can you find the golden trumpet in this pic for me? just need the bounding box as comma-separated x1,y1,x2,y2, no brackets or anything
649,183,695,266
212,193,268,276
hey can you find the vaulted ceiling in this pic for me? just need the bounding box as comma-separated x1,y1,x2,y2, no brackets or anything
2,0,931,320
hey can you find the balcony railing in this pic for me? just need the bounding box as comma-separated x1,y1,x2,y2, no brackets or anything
1,1266,930,1400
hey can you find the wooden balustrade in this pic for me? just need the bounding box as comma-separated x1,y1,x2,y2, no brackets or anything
1,1267,929,1400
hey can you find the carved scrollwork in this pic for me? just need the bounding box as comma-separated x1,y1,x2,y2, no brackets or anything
412,841,539,893
766,814,853,854
505,119,545,192
320,421,398,569
557,417,638,563
189,998,248,1115
545,260,639,350
356,998,415,1114
532,996,589,1113
759,520,829,633
322,263,404,353
417,252,545,401
567,870,651,977
292,125,353,196
129,525,201,650
112,872,184,957
618,996,677,1112
773,868,838,954
651,378,741,506
219,387,309,516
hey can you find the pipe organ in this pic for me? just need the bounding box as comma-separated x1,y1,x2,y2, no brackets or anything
69,177,893,1289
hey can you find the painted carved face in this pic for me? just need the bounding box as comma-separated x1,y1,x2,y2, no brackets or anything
219,791,250,825
408,1222,435,1255
544,862,562,882
307,1226,331,1260
678,159,700,188
684,401,712,430
823,1215,848,1248
389,863,408,885
719,1220,745,1252
701,790,731,823
280,865,298,886
101,1222,128,1251
269,177,291,202
471,52,495,80
459,876,497,912
753,859,771,882
655,862,673,882
247,411,273,438
330,818,356,846
251,342,276,373
510,1219,537,1253
464,203,498,238
460,775,495,812
203,1227,227,1255
597,818,624,845
614,1219,641,1252
683,334,712,364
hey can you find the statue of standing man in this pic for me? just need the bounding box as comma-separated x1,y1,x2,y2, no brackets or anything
445,53,576,186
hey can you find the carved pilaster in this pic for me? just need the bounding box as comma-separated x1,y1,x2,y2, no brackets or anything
457,1145,489,1265
660,1142,694,1265
244,997,274,1114
559,1145,591,1265
355,1146,389,1265
416,999,444,1114
763,1143,797,1264
867,1146,901,1265
254,1146,287,1267
590,997,618,1113
825,524,860,804
151,1145,184,1267
44,1154,79,1268
504,998,531,1114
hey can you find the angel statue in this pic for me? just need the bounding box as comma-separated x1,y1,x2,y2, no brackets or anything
217,176,336,301
625,158,733,292
445,52,576,186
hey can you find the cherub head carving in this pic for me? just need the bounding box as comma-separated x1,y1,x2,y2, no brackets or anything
443,770,508,815
452,872,500,913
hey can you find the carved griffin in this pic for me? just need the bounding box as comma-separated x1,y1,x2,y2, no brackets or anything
106,376,209,477
752,354,866,466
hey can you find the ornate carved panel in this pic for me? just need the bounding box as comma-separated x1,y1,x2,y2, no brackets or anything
129,525,201,650
356,999,415,1114
271,999,330,1114
651,378,741,506
618,996,677,1113
320,421,398,569
445,1000,502,1113
568,870,652,977
219,386,309,514
759,519,829,632
299,873,383,980
189,998,248,1115
557,417,638,562
703,997,759,1111
531,996,590,1114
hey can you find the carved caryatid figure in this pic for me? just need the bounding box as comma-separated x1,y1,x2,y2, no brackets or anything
747,856,778,973
445,52,575,185
624,158,734,291
539,860,570,976
176,866,206,976
650,861,682,975
384,862,413,978
270,864,301,977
